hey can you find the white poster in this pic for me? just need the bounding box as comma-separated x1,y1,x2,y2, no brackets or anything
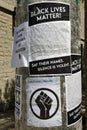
11,22,29,68
65,71,82,126
15,74,22,90
26,77,62,127
28,2,71,62
15,75,22,119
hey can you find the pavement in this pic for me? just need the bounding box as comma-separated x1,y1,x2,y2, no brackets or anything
0,111,15,130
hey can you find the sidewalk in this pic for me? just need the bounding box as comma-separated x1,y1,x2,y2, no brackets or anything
0,111,15,130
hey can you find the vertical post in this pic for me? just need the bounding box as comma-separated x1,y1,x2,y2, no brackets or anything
14,0,82,130
85,0,87,129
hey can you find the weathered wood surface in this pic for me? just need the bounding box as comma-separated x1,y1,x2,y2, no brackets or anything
15,0,82,130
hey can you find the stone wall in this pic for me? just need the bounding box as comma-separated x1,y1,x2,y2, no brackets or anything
0,0,16,111
80,2,85,43
0,0,16,11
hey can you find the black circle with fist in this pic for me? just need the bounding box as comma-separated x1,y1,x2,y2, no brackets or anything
30,88,59,120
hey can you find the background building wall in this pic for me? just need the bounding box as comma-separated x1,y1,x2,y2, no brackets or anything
80,2,85,42
0,0,16,111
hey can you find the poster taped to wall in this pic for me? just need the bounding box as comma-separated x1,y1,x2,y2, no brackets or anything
15,75,22,119
11,22,29,68
65,70,82,126
28,2,71,62
26,77,62,127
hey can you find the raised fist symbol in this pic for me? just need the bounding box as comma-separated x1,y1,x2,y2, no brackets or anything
35,91,53,119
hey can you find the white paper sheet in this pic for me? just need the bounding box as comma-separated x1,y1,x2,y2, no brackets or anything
65,71,82,126
29,21,71,62
15,75,22,119
28,2,71,62
26,77,62,127
11,22,29,68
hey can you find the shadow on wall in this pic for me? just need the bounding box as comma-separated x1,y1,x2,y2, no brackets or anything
0,79,15,112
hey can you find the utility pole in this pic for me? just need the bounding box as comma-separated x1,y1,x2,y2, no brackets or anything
14,0,82,130
85,0,87,129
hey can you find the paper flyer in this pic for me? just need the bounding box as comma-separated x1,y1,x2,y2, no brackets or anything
28,2,71,62
15,75,22,119
26,77,62,127
11,22,29,68
65,71,82,126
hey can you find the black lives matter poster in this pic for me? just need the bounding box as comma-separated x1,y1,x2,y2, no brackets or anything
29,56,71,75
71,54,81,74
28,2,71,76
26,77,62,127
65,54,82,126
28,2,69,26
67,103,82,125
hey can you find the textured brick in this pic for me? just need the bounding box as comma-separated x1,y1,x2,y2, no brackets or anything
0,0,16,101
0,0,16,11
